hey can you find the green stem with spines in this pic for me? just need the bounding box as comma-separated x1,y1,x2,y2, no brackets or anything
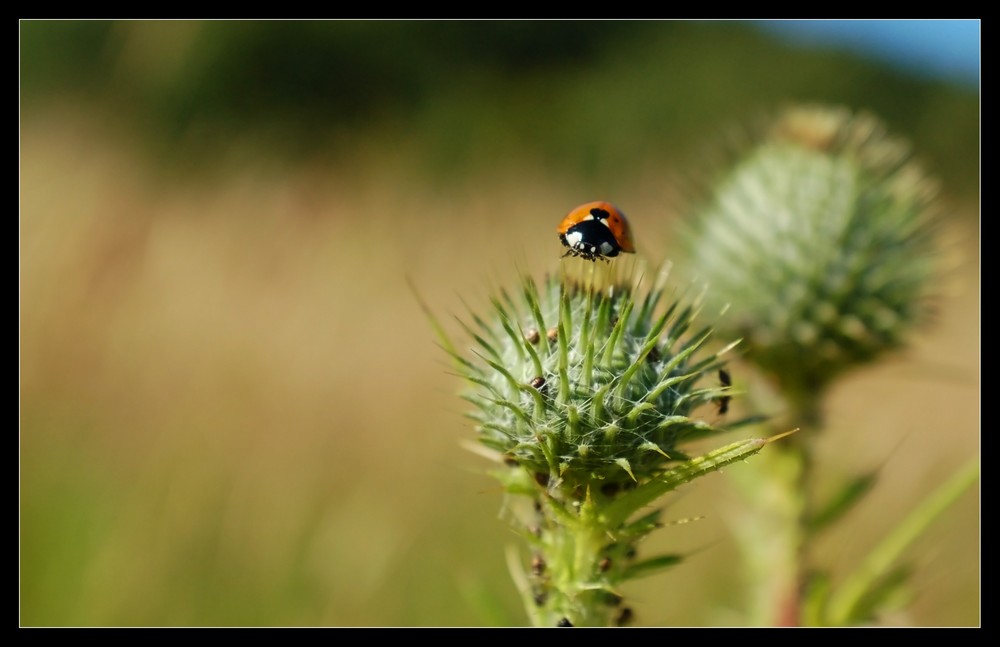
429,267,786,626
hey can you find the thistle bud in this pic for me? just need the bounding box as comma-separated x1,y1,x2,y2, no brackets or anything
436,267,772,626
685,105,941,400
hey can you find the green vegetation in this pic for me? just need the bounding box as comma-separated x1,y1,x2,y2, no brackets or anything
20,21,979,196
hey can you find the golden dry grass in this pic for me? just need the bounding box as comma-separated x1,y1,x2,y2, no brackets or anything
20,108,979,626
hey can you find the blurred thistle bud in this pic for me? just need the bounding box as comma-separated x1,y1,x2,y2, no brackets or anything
684,105,942,402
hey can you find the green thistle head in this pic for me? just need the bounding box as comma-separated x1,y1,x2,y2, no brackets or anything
429,265,774,626
684,105,942,400
453,268,734,496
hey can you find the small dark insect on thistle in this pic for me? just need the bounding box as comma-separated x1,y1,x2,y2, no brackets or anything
717,368,732,415
531,553,546,576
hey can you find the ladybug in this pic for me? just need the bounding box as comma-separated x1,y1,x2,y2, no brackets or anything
557,201,636,262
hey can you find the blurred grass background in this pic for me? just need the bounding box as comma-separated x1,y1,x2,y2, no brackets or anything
20,20,979,626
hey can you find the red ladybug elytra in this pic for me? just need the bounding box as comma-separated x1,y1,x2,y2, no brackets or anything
557,201,635,262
